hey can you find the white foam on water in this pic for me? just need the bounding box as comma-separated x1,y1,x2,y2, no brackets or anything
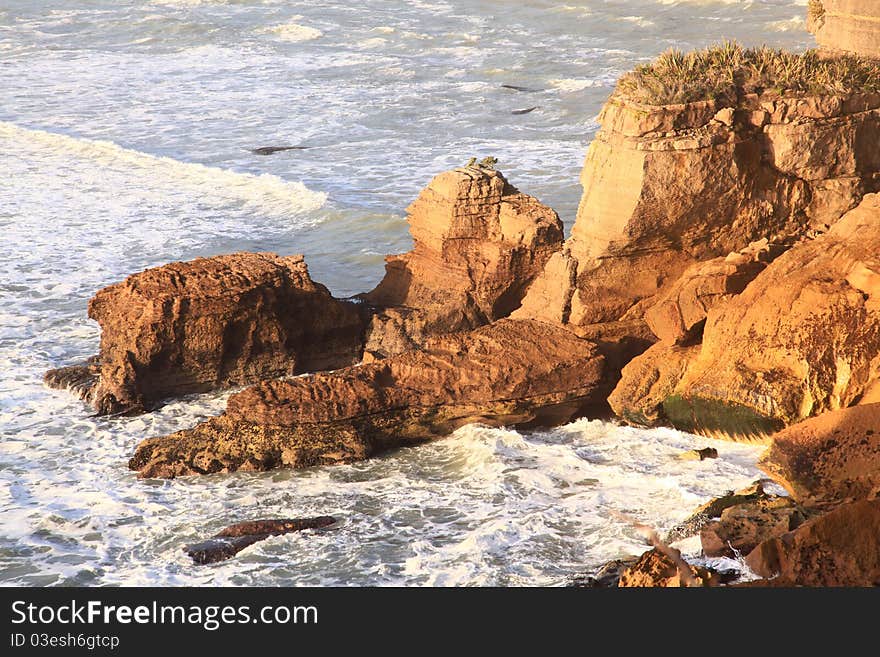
0,121,327,218
266,21,323,43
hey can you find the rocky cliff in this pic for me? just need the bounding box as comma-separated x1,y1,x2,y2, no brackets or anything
809,0,880,59
516,87,880,331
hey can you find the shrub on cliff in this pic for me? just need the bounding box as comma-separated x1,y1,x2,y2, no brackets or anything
616,41,880,105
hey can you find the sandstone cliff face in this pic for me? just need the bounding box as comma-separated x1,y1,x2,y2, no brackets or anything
128,319,604,478
809,0,880,59
666,194,880,436
51,253,364,414
516,91,880,330
362,166,563,358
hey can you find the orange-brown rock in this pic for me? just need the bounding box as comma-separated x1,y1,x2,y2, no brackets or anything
808,1,880,59
607,342,698,427
515,91,880,331
700,496,805,558
745,499,880,586
665,194,880,436
128,319,605,478
47,253,364,415
362,166,563,358
759,403,880,503
617,548,720,588
644,239,787,345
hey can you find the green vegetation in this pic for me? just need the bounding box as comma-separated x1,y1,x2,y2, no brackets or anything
615,41,880,105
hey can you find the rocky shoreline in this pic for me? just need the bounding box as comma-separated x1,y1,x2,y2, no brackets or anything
44,5,880,585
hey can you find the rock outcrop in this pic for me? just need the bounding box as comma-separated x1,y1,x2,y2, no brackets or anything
129,319,605,478
745,499,880,586
185,517,336,565
515,90,880,332
46,253,364,415
617,548,720,588
759,403,880,503
700,496,805,558
362,166,563,359
665,194,880,436
808,0,880,59
643,239,787,345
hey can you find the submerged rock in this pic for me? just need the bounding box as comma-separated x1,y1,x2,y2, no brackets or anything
759,403,880,503
48,253,364,415
362,166,563,359
130,319,605,478
678,447,718,461
185,517,336,565
43,357,100,408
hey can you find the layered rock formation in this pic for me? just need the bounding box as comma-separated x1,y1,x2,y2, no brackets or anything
129,319,604,478
611,194,880,435
45,253,364,414
515,90,880,332
665,194,880,435
362,165,563,359
809,0,880,59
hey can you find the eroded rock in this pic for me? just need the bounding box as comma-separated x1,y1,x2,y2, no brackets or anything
130,319,605,478
46,253,364,415
745,499,880,586
185,517,336,565
759,403,880,502
617,548,720,588
362,166,563,358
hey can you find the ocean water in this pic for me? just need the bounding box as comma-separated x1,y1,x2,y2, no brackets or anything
0,0,807,586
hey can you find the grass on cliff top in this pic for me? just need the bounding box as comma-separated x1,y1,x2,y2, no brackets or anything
615,41,880,105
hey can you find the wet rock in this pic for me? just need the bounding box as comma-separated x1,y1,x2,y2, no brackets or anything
665,482,770,543
745,499,880,586
43,357,100,407
250,146,308,155
617,548,721,587
759,403,880,503
130,319,605,478
700,496,805,558
185,517,336,565
55,253,364,415
362,166,563,358
678,447,718,461
511,107,538,115
570,557,639,588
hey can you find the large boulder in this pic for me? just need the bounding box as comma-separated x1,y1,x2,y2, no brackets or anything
362,165,563,358
617,548,720,588
129,319,605,478
665,194,880,436
745,499,880,586
809,0,880,59
759,403,880,503
46,253,364,414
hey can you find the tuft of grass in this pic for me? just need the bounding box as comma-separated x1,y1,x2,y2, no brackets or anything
615,41,880,105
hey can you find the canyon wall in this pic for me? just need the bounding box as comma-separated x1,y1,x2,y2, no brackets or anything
809,0,880,59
